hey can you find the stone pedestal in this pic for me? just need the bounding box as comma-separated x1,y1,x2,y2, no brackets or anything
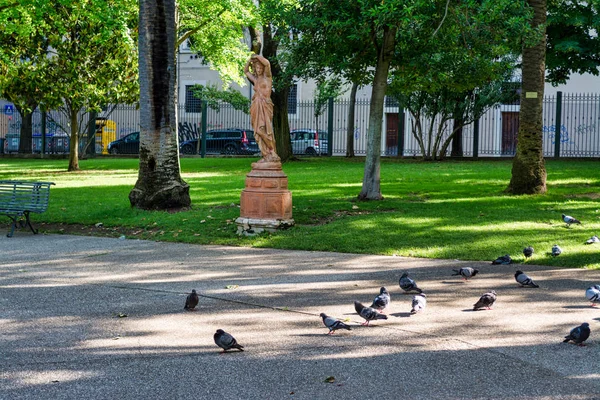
235,161,294,235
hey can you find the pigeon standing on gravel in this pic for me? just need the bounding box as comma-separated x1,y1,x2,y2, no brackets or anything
410,293,427,314
492,255,512,265
452,267,480,281
473,291,497,310
523,247,534,259
354,301,388,326
399,272,423,293
562,214,582,227
514,270,540,288
585,285,600,306
184,289,199,311
585,236,600,245
563,323,590,346
371,287,391,313
214,329,244,352
320,313,352,335
551,244,562,257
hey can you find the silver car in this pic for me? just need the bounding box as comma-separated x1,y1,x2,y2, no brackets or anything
290,129,328,155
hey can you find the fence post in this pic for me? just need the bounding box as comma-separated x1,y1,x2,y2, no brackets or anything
554,91,562,158
472,117,480,159
201,100,207,158
40,110,46,158
397,105,405,158
87,111,97,155
327,97,333,156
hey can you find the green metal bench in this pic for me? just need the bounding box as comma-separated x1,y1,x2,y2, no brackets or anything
0,180,55,237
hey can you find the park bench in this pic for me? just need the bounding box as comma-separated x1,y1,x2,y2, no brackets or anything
0,180,55,237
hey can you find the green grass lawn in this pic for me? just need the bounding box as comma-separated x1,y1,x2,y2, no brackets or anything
1,156,599,269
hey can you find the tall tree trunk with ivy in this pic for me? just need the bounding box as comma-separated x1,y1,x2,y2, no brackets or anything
130,0,191,210
262,24,293,162
507,0,547,194
358,26,396,200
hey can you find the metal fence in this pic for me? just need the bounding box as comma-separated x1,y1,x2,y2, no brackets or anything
1,92,599,157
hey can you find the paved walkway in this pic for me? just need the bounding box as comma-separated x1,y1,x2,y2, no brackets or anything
1,232,599,399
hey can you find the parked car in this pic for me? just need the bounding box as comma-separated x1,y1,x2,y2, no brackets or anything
108,131,140,154
290,129,328,155
179,128,259,155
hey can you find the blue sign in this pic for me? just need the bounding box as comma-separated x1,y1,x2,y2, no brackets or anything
4,105,14,115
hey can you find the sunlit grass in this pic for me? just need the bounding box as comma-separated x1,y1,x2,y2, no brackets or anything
1,157,599,269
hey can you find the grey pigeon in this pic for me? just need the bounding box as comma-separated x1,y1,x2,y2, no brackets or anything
523,246,534,259
354,301,388,326
214,329,244,352
492,255,512,265
370,287,391,312
320,313,352,335
562,214,581,227
473,291,497,310
410,293,427,314
452,267,479,280
585,235,600,245
514,270,539,288
184,289,199,311
563,323,590,346
585,285,600,306
399,272,423,293
551,244,562,257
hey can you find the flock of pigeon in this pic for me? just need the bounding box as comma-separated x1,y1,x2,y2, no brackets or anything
187,213,599,352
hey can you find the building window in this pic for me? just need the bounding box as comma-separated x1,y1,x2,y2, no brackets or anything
288,84,297,115
385,96,399,107
185,85,202,113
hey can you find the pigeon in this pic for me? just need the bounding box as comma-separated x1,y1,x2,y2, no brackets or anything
184,289,199,311
585,285,600,306
399,272,423,293
562,214,581,227
563,323,590,346
551,244,562,257
452,267,479,280
473,291,497,310
214,329,244,352
514,270,539,288
492,255,512,265
320,313,352,335
354,301,388,326
410,293,427,314
523,246,534,259
370,287,391,312
585,235,600,245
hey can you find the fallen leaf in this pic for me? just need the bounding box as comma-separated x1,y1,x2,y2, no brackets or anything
324,376,335,383
225,285,239,290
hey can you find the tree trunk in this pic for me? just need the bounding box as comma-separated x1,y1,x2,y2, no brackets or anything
262,23,292,162
346,81,358,157
358,26,396,201
451,113,464,157
248,26,262,54
16,107,34,154
67,107,80,171
130,0,191,210
271,85,292,160
507,0,547,195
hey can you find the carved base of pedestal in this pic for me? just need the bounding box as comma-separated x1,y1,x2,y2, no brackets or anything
235,217,294,236
236,161,294,235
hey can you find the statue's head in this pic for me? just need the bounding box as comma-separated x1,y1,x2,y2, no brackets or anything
252,61,264,75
